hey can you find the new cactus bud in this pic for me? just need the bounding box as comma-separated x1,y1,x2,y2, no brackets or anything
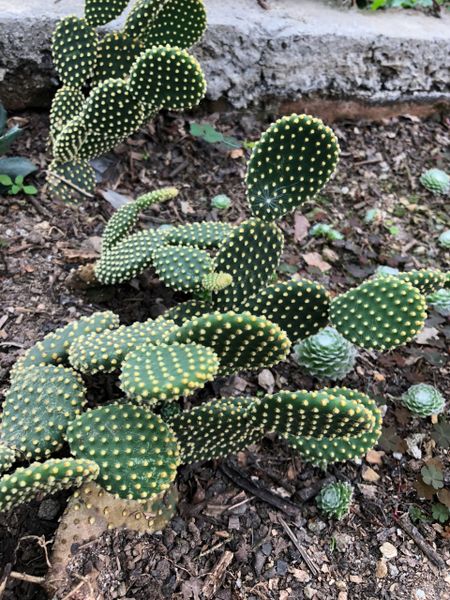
120,342,220,404
428,288,450,317
202,272,233,292
294,327,357,380
420,168,450,195
246,114,340,222
0,459,99,512
67,403,181,501
400,384,445,417
316,481,353,520
330,276,427,351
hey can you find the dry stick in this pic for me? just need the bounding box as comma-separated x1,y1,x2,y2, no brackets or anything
279,517,320,577
202,550,234,599
9,572,46,585
397,514,446,571
45,170,95,199
220,460,300,517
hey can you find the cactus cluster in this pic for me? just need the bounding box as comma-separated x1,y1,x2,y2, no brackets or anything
47,0,207,202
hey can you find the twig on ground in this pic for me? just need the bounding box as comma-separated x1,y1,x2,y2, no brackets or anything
279,517,320,576
397,513,446,570
202,550,233,599
9,572,46,585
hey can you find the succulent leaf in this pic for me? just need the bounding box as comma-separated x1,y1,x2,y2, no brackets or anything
316,481,352,520
246,114,340,222
68,403,181,501
124,0,168,37
242,279,330,342
394,269,446,296
164,299,213,325
120,342,219,403
52,16,98,86
438,230,450,249
400,384,445,417
0,445,17,474
330,277,427,351
0,458,99,512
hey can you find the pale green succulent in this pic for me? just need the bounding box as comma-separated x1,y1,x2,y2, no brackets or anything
316,481,353,520
400,384,445,417
211,194,231,210
438,231,450,249
310,223,343,241
364,208,385,225
427,288,450,317
294,327,357,380
420,169,450,195
375,265,400,277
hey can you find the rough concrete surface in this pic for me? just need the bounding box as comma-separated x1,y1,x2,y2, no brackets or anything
0,0,449,110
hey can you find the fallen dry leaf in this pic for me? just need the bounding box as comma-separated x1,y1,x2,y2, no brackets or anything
415,327,440,345
294,213,309,242
302,252,332,272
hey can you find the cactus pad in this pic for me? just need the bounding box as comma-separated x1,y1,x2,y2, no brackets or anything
169,397,262,463
95,229,162,284
246,114,340,222
397,269,446,296
0,445,17,474
52,17,98,86
428,288,450,317
202,272,233,292
141,0,207,49
294,327,357,380
120,342,219,403
85,0,130,27
68,316,177,374
102,187,178,251
164,221,233,249
124,0,167,37
12,311,119,374
316,481,353,520
68,403,181,501
400,384,445,417
94,32,145,82
50,86,86,140
2,365,87,461
152,245,213,292
168,311,291,376
242,279,330,342
0,459,99,513
128,46,206,113
213,219,284,311
330,277,427,351
286,388,382,465
47,159,96,203
164,299,212,325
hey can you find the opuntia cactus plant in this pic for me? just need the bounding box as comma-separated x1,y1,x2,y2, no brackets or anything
315,481,353,520
400,384,445,417
47,0,207,202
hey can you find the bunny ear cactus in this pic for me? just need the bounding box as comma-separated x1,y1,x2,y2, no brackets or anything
85,0,130,27
52,17,98,86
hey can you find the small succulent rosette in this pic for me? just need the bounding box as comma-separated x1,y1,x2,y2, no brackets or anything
420,168,450,195
316,481,353,520
400,384,445,417
438,230,450,249
427,288,450,317
294,327,357,380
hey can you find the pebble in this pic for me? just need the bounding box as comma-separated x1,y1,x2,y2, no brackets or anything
304,585,317,599
276,559,288,576
308,520,326,534
334,533,353,552
380,542,398,559
362,466,380,482
37,498,60,520
376,559,388,578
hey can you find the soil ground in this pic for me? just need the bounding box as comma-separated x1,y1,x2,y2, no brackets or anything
0,110,449,600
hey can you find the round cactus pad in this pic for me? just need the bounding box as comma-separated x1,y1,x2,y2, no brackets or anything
85,0,130,27
163,221,233,249
140,0,207,49
52,17,98,86
152,245,213,292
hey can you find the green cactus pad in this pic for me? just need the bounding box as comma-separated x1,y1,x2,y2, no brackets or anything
428,288,450,317
0,459,99,513
397,269,447,296
213,219,284,312
242,279,330,342
53,114,88,163
294,327,357,381
0,445,17,474
12,311,119,375
257,388,377,441
128,46,206,113
102,187,178,251
152,245,213,292
316,481,352,520
168,311,291,376
286,388,382,465
202,272,233,292
163,221,233,249
95,229,162,284
400,384,445,417
50,86,86,140
47,159,96,203
164,299,212,325
246,114,340,222
102,187,177,251
330,277,427,351
52,16,98,86
124,0,166,38
85,0,130,27
93,32,145,82
120,342,219,403
68,316,177,374
2,365,87,461
141,0,207,49
68,403,181,501
169,397,262,463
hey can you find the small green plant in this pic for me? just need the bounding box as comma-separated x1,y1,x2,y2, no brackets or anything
0,174,38,196
0,102,37,186
427,288,450,316
294,327,357,380
438,230,450,249
309,223,344,241
420,168,450,195
432,503,450,523
400,384,445,417
211,194,232,210
316,481,353,520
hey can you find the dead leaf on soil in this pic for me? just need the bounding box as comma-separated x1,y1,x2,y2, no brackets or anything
415,327,440,345
294,213,309,242
302,252,332,272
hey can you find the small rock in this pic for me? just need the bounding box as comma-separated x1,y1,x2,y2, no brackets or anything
336,580,347,591
349,575,363,584
261,542,272,556
362,466,380,482
334,533,352,552
365,450,385,464
37,498,60,520
338,593,348,600
276,560,288,576
376,559,388,578
414,590,426,600
380,542,398,559
388,564,399,577
291,568,310,583
304,585,316,599
308,520,326,534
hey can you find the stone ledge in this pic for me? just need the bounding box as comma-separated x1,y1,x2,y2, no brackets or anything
0,0,449,110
